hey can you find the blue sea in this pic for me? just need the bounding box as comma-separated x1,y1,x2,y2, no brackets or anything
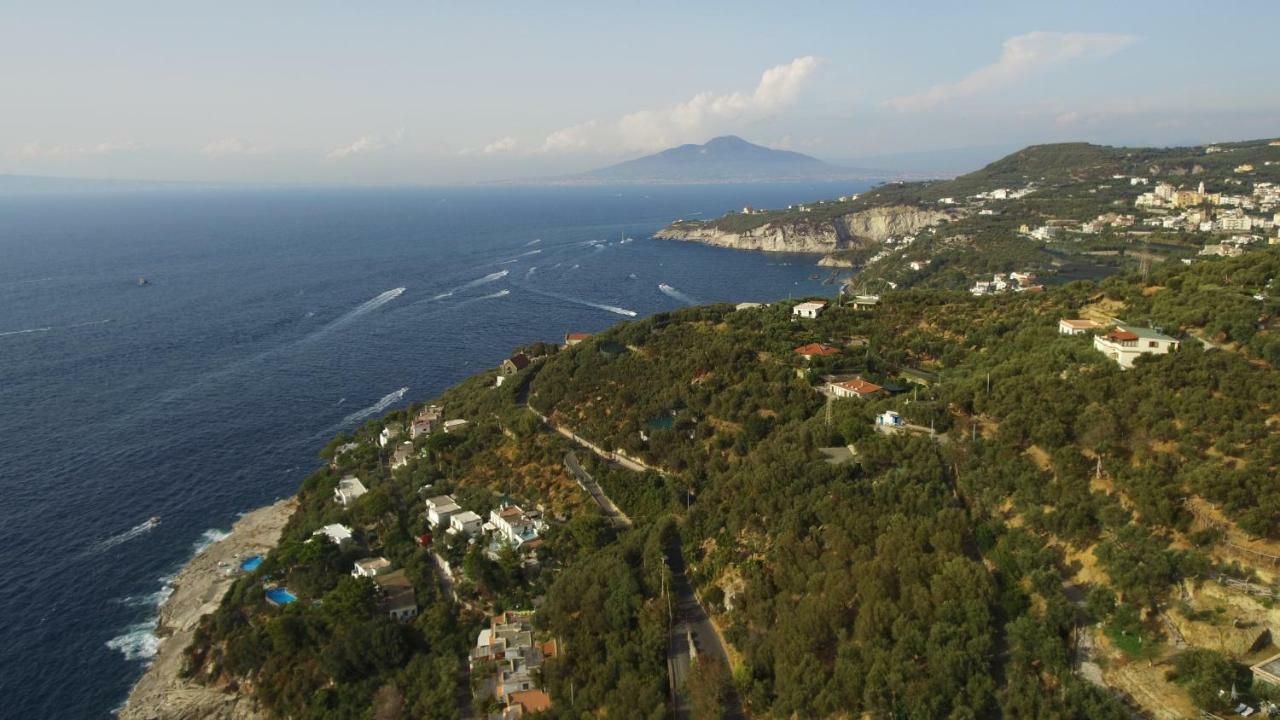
0,182,864,718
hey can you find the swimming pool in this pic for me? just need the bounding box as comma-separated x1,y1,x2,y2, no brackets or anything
265,587,297,605
240,555,263,572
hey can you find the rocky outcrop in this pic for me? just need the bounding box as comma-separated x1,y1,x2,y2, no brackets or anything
817,255,855,268
117,498,296,720
654,205,948,254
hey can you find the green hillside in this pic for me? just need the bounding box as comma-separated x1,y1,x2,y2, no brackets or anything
184,245,1280,719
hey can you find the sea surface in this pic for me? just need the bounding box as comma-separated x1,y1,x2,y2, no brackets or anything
0,181,866,718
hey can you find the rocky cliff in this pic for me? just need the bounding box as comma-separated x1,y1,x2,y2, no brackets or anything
653,205,949,254
117,499,296,720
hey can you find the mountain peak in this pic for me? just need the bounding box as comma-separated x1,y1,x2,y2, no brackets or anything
574,136,862,184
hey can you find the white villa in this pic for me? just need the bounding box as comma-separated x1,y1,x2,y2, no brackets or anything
313,523,353,546
333,476,368,507
449,510,484,537
1058,318,1101,336
490,505,544,550
443,419,469,434
792,301,826,319
352,556,391,579
1093,324,1180,368
426,495,462,528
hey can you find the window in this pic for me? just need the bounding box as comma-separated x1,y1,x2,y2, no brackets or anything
1149,341,1158,348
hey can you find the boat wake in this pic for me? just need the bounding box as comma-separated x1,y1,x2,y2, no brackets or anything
526,238,542,246
511,282,636,317
322,287,405,331
88,517,160,555
453,289,510,308
0,318,111,339
0,326,52,338
425,270,508,302
658,283,698,305
337,386,409,428
500,249,542,263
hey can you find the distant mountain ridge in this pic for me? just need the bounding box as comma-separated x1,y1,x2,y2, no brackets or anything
566,136,886,184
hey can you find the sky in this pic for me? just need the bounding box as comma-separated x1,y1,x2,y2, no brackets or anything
2,0,1278,184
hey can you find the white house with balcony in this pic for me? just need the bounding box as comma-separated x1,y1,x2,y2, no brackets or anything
334,476,368,507
449,510,484,537
353,556,391,579
1093,324,1180,368
792,301,827,319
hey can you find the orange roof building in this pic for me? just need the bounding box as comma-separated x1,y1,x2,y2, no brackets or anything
831,378,885,399
794,343,841,359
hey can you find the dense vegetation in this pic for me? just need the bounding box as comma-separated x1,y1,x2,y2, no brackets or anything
189,236,1280,718
527,247,1280,717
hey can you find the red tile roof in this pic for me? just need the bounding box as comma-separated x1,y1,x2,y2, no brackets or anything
1106,330,1139,342
565,332,591,341
511,689,552,713
835,378,884,397
794,343,840,357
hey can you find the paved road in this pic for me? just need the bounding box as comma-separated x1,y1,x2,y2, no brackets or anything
563,450,632,528
665,537,743,720
546,419,740,717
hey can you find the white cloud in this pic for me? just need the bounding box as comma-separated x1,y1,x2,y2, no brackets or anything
16,139,142,158
482,136,518,154
884,32,1137,111
326,128,404,160
537,56,820,154
201,137,264,158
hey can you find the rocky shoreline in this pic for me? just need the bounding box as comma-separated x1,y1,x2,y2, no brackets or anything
117,498,297,720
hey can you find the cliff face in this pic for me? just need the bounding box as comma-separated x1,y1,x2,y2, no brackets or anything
654,205,948,254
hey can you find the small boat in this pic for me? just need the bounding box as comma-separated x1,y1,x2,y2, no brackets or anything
147,515,161,525
137,277,149,286
809,273,821,280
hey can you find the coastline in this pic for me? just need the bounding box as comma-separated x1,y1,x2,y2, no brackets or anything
117,497,297,720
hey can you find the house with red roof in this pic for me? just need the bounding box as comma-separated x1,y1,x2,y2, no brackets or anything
830,378,885,400
794,342,841,360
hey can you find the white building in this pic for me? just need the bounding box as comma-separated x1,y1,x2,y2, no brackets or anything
426,495,462,528
334,476,368,507
313,523,353,546
353,556,391,579
490,505,543,549
792,301,827,319
379,425,402,448
1093,324,1180,369
443,419,469,434
876,410,903,429
449,510,484,537
1058,319,1101,336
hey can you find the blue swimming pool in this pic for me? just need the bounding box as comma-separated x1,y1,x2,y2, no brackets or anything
265,587,297,605
240,555,262,572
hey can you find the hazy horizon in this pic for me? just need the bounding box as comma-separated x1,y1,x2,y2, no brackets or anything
4,1,1279,185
